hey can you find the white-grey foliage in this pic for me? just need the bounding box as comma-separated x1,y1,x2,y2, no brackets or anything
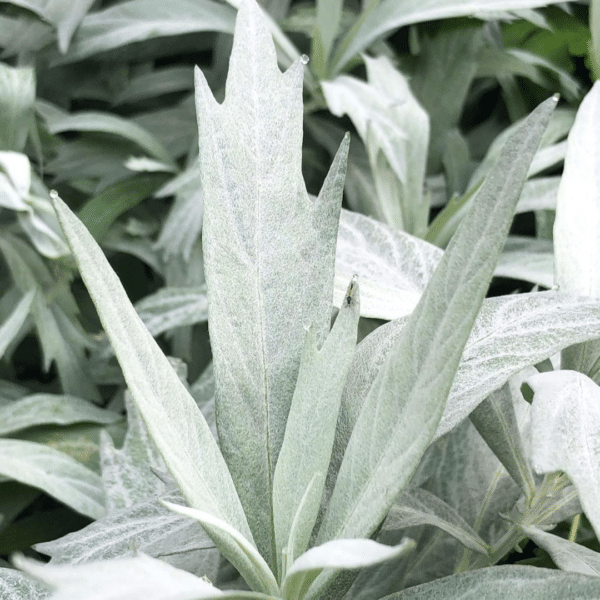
0,567,48,600
528,370,600,540
334,209,442,320
196,0,348,568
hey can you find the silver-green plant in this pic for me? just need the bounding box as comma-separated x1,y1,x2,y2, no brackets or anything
8,1,600,599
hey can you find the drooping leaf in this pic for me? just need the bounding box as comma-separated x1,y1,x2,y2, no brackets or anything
0,439,104,520
524,526,600,576
283,538,415,600
0,393,120,437
197,0,348,567
61,0,236,62
35,491,218,579
44,112,175,167
528,370,600,539
331,0,570,76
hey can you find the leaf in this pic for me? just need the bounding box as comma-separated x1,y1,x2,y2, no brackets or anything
282,538,415,600
49,191,255,567
383,487,488,555
272,277,359,575
331,0,570,75
322,55,429,235
134,286,208,337
35,491,216,575
0,63,35,152
0,439,104,520
408,25,483,173
62,0,236,62
314,0,343,71
515,176,559,213
383,564,600,599
100,393,167,512
0,567,49,600
115,66,195,105
77,174,168,242
470,383,536,499
341,291,600,458
334,209,442,320
0,290,34,360
317,96,556,548
14,553,222,600
196,0,348,567
0,234,100,403
44,112,175,167
0,393,120,437
162,502,279,597
524,526,600,576
554,81,600,382
495,236,554,288
528,370,600,539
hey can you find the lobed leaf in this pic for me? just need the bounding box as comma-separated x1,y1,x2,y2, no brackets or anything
197,0,348,566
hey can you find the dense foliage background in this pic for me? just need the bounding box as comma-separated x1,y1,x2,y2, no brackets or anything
0,0,598,582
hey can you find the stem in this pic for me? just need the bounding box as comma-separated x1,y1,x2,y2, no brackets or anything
569,514,581,543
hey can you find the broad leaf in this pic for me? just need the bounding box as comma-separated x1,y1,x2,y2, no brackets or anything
528,370,600,539
334,209,442,320
384,565,600,599
197,0,348,567
524,526,600,576
0,439,104,519
273,277,359,576
554,82,600,383
14,553,221,600
35,491,218,579
318,96,556,546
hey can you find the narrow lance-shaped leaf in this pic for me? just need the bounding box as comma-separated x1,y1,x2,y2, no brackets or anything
316,95,557,545
48,192,256,576
470,383,536,500
0,289,34,359
272,276,359,578
197,0,349,566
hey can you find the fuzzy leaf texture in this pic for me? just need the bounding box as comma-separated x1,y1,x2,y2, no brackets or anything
309,95,556,599
196,0,349,568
